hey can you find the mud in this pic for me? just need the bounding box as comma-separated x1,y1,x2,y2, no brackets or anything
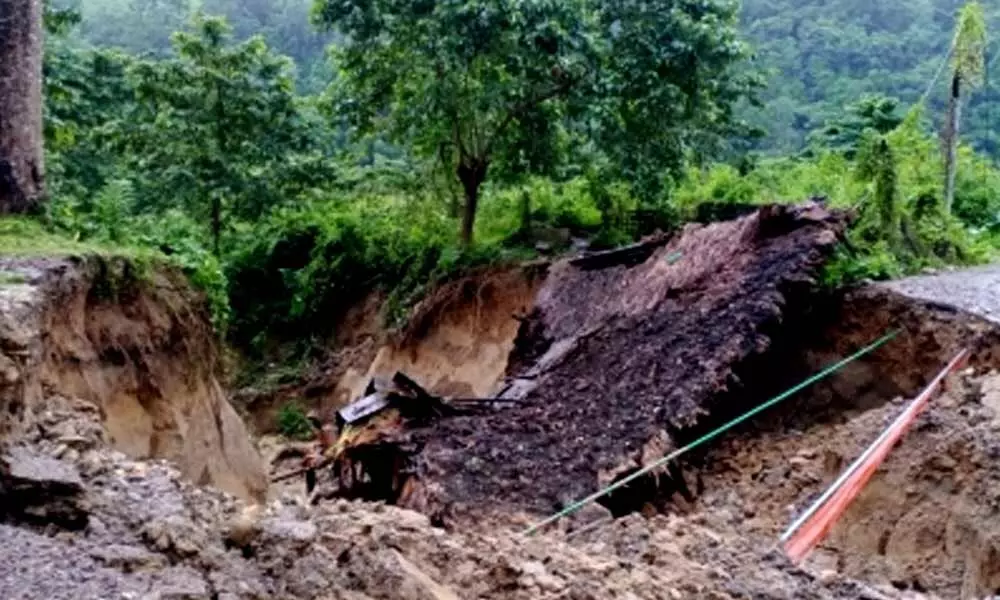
351,267,544,401
0,389,891,600
0,256,267,501
373,203,849,518
684,368,1000,599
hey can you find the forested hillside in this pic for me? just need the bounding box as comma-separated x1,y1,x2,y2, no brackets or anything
2,0,998,375
742,0,1000,155
61,0,1000,155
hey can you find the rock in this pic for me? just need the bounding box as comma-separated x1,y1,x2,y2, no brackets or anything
818,569,839,585
257,515,318,552
144,566,210,600
569,502,612,530
89,544,167,572
141,515,209,559
0,445,89,528
224,504,263,550
393,550,462,600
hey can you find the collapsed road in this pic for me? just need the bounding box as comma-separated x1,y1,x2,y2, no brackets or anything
309,201,855,522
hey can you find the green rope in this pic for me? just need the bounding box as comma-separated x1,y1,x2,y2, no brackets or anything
521,329,900,536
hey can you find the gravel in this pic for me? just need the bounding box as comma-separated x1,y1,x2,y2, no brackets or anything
882,265,1000,323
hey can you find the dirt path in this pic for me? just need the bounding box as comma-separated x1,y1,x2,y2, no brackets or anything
883,264,1000,324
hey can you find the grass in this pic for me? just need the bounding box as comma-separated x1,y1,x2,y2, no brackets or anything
0,217,145,257
0,272,28,285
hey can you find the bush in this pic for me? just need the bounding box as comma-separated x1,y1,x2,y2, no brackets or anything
224,196,524,353
277,402,314,440
46,187,230,330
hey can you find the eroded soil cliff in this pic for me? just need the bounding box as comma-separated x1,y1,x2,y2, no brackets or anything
0,255,267,501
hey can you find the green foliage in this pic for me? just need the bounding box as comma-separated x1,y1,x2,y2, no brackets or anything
33,0,1000,378
224,195,527,352
953,1,988,88
47,187,232,329
813,95,904,159
315,0,756,244
0,217,113,256
740,0,1000,157
117,17,337,251
65,0,332,89
277,402,314,440
678,101,1000,285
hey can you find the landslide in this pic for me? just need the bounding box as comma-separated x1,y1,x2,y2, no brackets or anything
691,367,1000,600
0,391,898,600
0,255,267,501
394,202,848,518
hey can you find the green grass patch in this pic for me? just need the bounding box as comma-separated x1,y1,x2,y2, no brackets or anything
0,217,145,258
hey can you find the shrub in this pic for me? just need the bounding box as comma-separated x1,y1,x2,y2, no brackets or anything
277,402,314,440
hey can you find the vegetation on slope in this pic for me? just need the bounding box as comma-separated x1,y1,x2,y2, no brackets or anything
742,0,1000,157
3,0,995,375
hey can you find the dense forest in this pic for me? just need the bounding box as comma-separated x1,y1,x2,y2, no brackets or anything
743,0,1000,156
57,0,1000,155
1,0,999,370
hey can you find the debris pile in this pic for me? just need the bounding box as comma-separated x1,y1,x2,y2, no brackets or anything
302,202,850,520
0,391,897,600
691,368,1000,598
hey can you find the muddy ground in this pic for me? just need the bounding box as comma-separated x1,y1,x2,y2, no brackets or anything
11,363,1000,599
681,369,1000,599
0,390,937,600
9,210,1000,599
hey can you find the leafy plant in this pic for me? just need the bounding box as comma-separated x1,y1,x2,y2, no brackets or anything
315,0,757,246
277,402,314,440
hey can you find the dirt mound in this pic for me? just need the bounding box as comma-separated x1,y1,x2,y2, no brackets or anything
0,255,267,501
689,367,1000,599
369,202,847,518
0,392,892,600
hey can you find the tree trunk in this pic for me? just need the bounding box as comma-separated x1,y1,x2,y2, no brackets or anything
0,0,45,214
211,194,222,256
457,159,488,248
943,72,962,215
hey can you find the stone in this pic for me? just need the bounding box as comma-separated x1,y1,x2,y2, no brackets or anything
0,445,89,529
392,551,461,600
225,504,263,550
144,567,210,600
141,515,208,559
90,544,167,572
257,516,318,551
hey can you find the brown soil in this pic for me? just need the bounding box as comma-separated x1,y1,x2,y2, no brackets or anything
0,255,267,502
236,266,546,434
692,369,1000,599
347,266,545,401
0,389,883,600
395,203,848,518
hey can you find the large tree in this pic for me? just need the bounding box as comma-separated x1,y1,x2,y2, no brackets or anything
115,17,333,253
314,0,755,246
0,0,45,213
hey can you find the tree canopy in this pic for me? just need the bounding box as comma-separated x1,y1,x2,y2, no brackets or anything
13,0,1000,365
741,0,1000,157
315,0,756,245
